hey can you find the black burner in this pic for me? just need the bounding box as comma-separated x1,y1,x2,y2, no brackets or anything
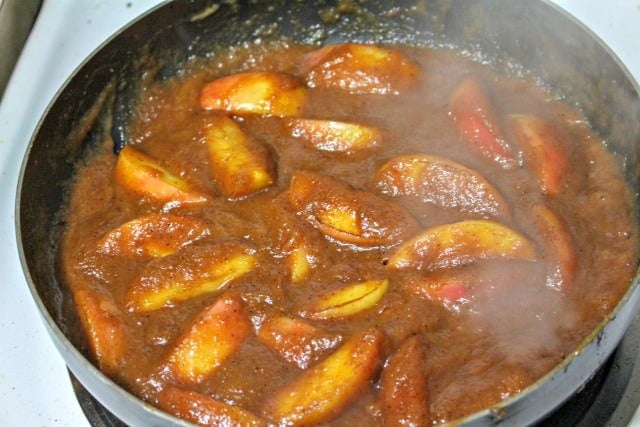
541,310,640,426
69,313,640,426
70,375,125,427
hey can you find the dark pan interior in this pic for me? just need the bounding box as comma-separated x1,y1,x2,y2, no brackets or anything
17,0,640,425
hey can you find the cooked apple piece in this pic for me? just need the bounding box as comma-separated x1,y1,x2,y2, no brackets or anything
257,315,342,369
74,287,130,377
126,241,256,312
317,207,361,236
388,220,536,270
449,76,517,169
302,279,389,320
287,241,314,283
163,292,252,384
263,328,384,425
300,43,420,95
379,336,430,426
268,201,321,283
114,145,210,206
403,273,470,307
531,204,577,290
510,114,568,196
204,115,276,199
199,71,307,117
158,386,267,426
373,154,509,219
288,171,419,248
95,213,212,257
283,118,383,154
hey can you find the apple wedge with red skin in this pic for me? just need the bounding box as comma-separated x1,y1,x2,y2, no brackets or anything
115,145,210,206
257,315,342,369
288,171,420,248
302,279,390,320
388,219,536,271
263,328,384,426
283,118,383,154
449,76,518,169
157,386,268,426
531,204,577,290
95,213,212,258
373,154,510,219
510,114,568,196
125,241,256,312
379,336,431,427
161,292,252,384
204,115,276,199
199,71,308,117
402,273,470,307
300,43,420,95
74,287,131,378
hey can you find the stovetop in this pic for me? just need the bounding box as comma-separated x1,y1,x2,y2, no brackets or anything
0,1,639,426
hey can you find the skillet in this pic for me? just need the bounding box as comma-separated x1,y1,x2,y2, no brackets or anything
16,0,640,425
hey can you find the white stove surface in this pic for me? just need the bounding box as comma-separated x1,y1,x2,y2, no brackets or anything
0,1,638,425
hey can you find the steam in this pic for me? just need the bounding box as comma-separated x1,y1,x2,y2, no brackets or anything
462,261,582,371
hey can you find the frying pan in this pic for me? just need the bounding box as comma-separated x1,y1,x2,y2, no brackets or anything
16,0,640,425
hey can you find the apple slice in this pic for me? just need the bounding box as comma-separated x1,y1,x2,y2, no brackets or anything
302,279,389,320
287,241,315,283
261,199,321,284
74,287,130,377
403,273,470,307
510,114,568,196
288,171,419,248
531,204,577,290
157,386,267,426
449,76,517,169
199,71,308,117
379,336,430,426
162,292,252,384
95,213,212,257
114,145,210,206
283,118,383,154
373,154,510,219
204,115,276,199
125,241,256,312
300,43,420,95
263,328,384,425
271,203,320,283
388,219,536,270
257,315,342,369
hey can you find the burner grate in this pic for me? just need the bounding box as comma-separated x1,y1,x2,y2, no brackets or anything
70,375,125,427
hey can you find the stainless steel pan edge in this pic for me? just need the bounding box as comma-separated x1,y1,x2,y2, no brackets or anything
16,1,640,425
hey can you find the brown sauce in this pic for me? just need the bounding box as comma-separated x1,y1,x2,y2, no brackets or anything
60,42,639,425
